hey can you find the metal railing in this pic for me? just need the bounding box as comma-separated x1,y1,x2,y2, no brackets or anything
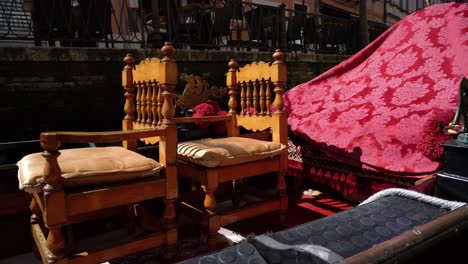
0,0,389,54
0,0,147,48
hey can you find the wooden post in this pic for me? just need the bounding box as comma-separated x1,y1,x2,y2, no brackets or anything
226,59,238,116
122,54,137,150
226,59,240,137
159,42,178,260
123,54,136,124
271,50,288,226
40,133,66,262
160,42,177,126
271,49,286,116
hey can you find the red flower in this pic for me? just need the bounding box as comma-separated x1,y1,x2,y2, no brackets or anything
193,102,217,127
192,100,227,136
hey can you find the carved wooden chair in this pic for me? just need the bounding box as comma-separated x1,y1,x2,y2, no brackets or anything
174,50,288,249
16,46,178,263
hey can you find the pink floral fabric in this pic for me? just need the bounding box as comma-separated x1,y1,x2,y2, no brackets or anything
285,3,468,176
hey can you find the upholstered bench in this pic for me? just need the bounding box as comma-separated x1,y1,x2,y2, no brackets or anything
177,189,468,264
178,242,267,264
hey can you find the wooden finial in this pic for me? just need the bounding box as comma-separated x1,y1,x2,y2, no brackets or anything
161,42,176,62
272,49,284,62
228,59,239,70
123,54,135,67
271,50,286,116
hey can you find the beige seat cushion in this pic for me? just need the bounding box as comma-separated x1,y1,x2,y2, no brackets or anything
177,137,285,168
18,146,163,192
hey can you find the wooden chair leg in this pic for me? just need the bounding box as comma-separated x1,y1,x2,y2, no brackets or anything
277,171,288,226
46,225,65,262
127,204,137,234
163,198,178,261
201,174,219,250
232,179,241,208
207,215,220,250
201,178,218,212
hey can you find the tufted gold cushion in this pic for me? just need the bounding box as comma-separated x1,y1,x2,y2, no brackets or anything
177,137,285,168
17,146,163,192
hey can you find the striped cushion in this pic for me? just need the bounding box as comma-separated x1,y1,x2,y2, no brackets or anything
177,137,285,168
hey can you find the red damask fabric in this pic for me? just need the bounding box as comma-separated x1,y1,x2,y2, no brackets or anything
285,3,468,177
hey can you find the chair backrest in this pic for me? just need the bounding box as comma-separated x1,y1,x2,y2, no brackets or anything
226,49,287,145
121,42,178,148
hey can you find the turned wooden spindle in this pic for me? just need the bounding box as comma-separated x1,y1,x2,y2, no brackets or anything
272,49,286,116
160,42,177,125
146,82,153,124
240,82,246,115
157,84,163,125
246,82,252,115
266,82,272,115
253,81,259,115
41,136,62,191
136,83,142,123
227,59,238,115
260,79,266,115
40,134,65,261
151,82,158,126
140,83,147,124
123,54,136,122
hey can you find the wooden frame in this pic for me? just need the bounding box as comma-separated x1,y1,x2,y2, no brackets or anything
119,45,288,250
25,44,179,264
30,130,177,264
176,50,289,249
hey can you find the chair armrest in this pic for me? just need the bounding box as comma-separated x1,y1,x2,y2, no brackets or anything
174,115,231,124
35,129,170,190
40,129,166,145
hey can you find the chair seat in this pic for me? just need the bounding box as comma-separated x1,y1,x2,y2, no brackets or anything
177,137,285,168
18,146,163,192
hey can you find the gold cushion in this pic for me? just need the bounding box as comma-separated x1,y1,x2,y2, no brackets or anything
18,147,163,192
177,137,285,168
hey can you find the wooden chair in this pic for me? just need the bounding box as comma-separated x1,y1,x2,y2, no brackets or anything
174,50,288,249
16,45,178,264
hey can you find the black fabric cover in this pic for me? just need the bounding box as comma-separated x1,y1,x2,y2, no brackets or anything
252,195,450,263
178,242,267,264
178,195,452,263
